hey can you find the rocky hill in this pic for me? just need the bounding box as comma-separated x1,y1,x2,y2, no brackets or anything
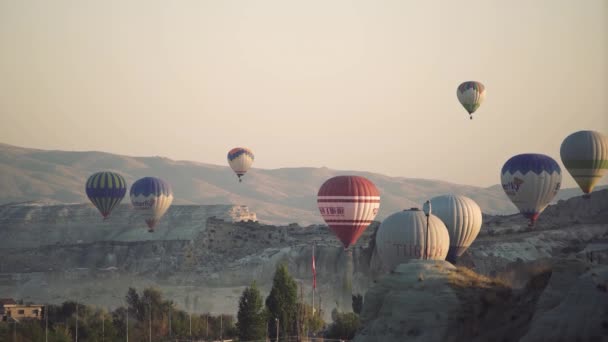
355,260,608,342
0,190,606,327
2,142,603,225
356,191,608,341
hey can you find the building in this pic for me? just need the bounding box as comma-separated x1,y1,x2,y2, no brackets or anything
0,298,45,321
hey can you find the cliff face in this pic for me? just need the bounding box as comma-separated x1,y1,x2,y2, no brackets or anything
0,202,256,248
0,202,370,316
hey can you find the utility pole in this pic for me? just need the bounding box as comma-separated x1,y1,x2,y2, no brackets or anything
189,312,192,337
45,304,48,342
148,301,152,342
300,282,304,339
296,283,300,340
102,312,105,342
312,244,315,314
220,314,223,342
168,309,172,337
75,303,79,342
275,318,279,342
126,306,129,342
206,314,209,341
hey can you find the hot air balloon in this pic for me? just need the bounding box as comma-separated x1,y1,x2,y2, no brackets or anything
85,171,127,219
317,175,380,249
429,195,482,263
560,130,608,198
457,81,486,120
227,147,254,182
375,208,450,270
501,154,562,227
130,177,174,232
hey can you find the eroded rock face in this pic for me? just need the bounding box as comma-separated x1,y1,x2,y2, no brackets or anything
356,261,459,342
356,260,536,342
520,262,608,342
357,258,608,342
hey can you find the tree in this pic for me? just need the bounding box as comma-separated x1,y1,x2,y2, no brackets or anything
237,282,267,341
352,294,363,315
326,311,361,340
298,302,324,336
265,263,298,339
193,295,199,312
126,287,144,321
184,293,191,311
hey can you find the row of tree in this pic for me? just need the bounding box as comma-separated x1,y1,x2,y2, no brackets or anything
0,263,361,341
236,263,361,341
0,288,236,341
236,263,325,341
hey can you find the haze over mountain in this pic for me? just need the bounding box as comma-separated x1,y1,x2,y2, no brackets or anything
0,142,602,225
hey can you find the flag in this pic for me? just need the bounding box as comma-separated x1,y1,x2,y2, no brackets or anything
312,245,317,289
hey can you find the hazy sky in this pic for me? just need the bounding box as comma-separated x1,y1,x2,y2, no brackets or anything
1,0,607,187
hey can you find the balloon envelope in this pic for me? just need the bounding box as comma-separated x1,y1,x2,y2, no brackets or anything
560,130,608,195
317,175,380,248
457,81,486,119
501,154,561,226
227,147,254,182
85,171,127,219
375,208,450,270
130,177,174,231
429,195,482,262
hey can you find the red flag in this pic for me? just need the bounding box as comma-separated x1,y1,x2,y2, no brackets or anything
312,248,317,289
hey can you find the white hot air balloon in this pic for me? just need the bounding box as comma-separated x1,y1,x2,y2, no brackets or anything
501,154,562,227
560,130,608,197
429,195,482,263
375,208,450,271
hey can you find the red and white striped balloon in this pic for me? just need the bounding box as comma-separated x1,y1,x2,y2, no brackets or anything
317,176,380,248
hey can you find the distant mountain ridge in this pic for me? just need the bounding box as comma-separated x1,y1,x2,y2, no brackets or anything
0,142,603,225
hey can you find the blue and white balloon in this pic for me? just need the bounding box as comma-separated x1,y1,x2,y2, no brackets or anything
501,154,561,226
227,147,254,182
130,177,174,232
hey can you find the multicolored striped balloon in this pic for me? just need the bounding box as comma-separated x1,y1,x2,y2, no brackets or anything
457,81,486,119
560,130,608,196
317,176,380,249
375,208,450,270
429,194,482,263
501,154,562,226
227,147,254,182
130,177,174,232
85,171,127,219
